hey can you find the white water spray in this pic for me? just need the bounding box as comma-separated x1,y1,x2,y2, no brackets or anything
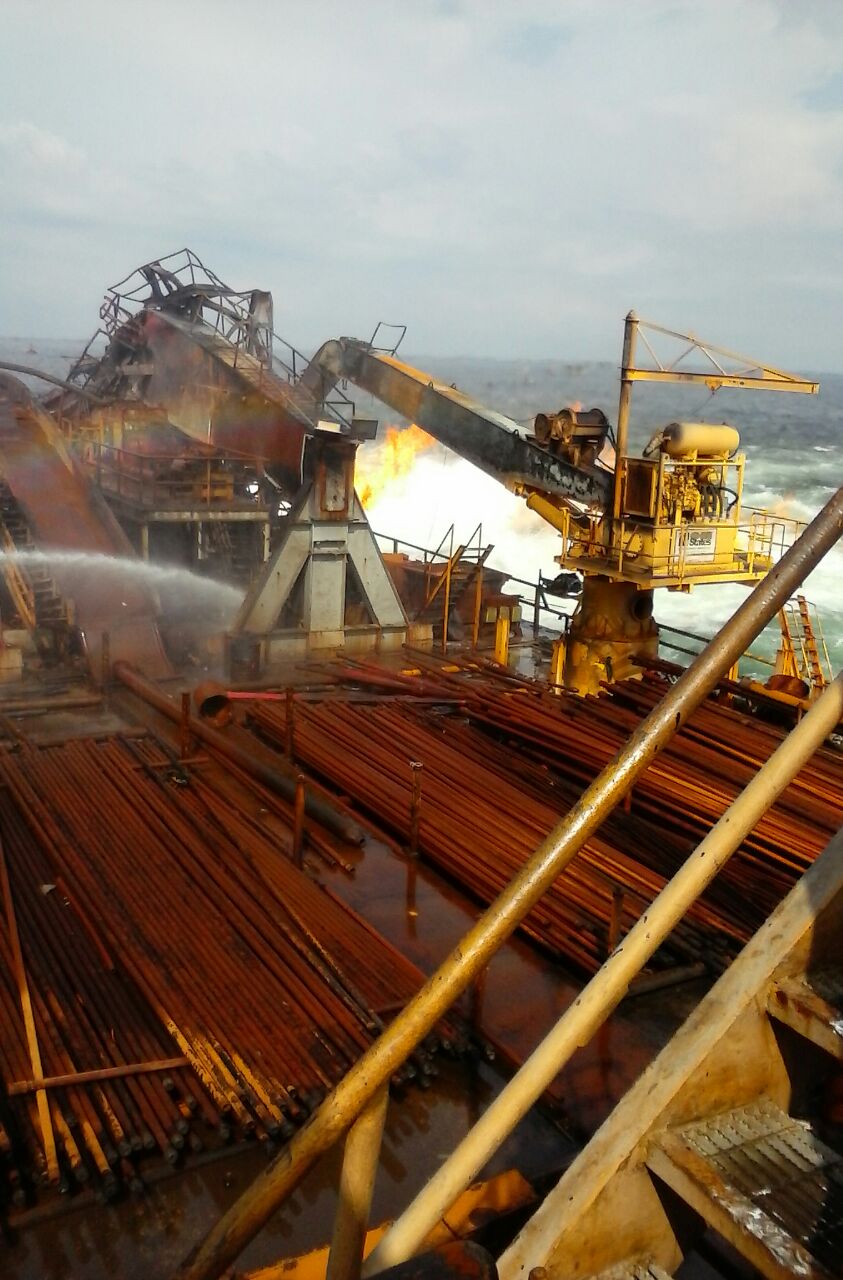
0,550,244,621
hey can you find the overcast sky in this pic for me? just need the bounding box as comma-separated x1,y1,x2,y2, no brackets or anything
2,0,843,370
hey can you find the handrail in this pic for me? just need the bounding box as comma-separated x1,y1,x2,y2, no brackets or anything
81,439,270,466
0,524,36,630
373,530,574,631
365,668,843,1270
176,485,843,1280
80,441,267,511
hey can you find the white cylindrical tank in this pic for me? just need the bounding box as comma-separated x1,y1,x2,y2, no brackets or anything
650,422,740,459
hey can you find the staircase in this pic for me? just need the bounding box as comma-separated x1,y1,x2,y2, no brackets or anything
778,596,832,694
204,520,261,586
797,596,829,691
0,373,171,679
229,520,264,584
499,825,843,1280
159,312,339,431
413,544,494,642
0,483,69,630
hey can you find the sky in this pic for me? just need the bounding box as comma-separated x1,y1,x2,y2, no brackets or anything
2,0,843,369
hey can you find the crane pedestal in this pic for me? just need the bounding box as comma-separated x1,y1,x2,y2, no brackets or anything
564,576,658,696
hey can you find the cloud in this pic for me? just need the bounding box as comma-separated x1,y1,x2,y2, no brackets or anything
1,0,842,370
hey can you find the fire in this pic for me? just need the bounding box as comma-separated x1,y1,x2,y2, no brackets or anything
569,400,583,413
357,423,435,508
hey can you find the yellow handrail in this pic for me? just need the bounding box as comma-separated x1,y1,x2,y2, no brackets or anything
176,485,843,1280
366,671,843,1271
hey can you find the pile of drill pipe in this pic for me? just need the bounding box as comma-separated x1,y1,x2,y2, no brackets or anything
0,733,447,1207
248,655,842,972
428,656,843,924
248,700,718,973
348,652,843,900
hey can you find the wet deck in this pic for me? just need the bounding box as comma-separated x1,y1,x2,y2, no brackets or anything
2,650,712,1279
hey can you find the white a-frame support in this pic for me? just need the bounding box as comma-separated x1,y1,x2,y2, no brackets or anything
232,432,408,662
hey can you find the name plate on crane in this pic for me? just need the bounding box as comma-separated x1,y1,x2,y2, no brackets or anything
674,525,717,564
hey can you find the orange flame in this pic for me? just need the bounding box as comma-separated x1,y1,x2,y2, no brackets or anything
569,400,583,413
357,423,435,508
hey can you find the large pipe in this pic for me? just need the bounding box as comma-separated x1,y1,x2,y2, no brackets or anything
112,663,364,845
0,361,107,403
175,486,843,1280
365,669,843,1272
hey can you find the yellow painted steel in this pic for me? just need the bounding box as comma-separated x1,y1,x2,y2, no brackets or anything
327,1086,389,1280
564,576,658,696
494,614,510,665
624,369,819,393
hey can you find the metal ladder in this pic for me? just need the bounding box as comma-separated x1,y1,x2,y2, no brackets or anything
0,483,69,630
778,595,833,692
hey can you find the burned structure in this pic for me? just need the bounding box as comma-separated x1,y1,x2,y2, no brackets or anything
0,249,819,689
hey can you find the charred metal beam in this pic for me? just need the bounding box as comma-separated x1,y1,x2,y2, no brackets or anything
0,361,107,403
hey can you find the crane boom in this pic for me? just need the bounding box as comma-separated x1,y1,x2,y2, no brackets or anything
307,338,612,511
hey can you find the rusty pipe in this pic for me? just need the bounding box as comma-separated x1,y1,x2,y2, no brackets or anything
112,663,364,844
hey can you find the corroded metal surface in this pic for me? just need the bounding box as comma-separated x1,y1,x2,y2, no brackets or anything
176,487,843,1280
308,339,612,510
0,374,170,678
246,656,843,975
0,733,449,1205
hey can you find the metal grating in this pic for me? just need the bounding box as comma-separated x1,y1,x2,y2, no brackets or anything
674,1101,843,1274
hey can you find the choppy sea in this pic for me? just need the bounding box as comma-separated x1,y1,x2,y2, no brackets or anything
3,337,841,675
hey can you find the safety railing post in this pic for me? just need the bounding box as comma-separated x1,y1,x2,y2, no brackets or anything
326,1084,389,1280
472,563,484,647
441,559,452,653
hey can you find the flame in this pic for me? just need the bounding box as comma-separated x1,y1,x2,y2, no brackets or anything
569,400,583,413
768,492,797,518
357,423,435,508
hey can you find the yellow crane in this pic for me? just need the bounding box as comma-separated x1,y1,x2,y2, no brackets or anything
306,313,818,692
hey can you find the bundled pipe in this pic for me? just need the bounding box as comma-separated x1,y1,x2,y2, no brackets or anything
247,661,843,974
0,732,444,1207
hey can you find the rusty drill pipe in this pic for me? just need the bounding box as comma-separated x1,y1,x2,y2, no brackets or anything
112,663,364,845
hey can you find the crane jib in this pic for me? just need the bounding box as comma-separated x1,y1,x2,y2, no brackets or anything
311,340,612,510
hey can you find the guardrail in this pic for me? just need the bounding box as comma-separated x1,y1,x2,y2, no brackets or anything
175,486,843,1280
372,529,576,635
79,442,265,511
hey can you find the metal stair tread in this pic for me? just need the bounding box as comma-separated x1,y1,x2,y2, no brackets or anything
647,1100,843,1279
